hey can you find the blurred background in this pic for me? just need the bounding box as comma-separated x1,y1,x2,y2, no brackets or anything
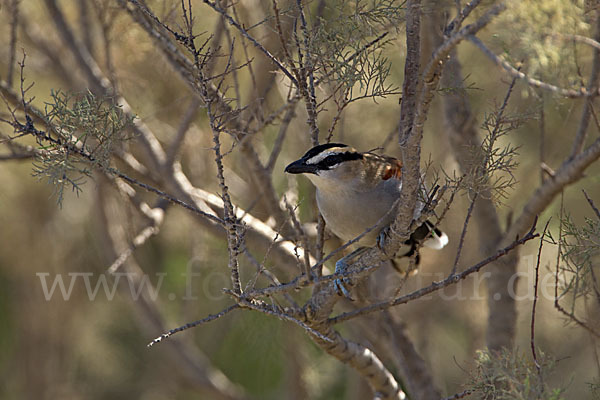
0,0,599,399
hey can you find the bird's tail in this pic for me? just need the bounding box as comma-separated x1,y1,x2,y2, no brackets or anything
416,220,448,250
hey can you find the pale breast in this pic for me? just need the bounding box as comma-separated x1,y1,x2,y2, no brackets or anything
316,179,401,246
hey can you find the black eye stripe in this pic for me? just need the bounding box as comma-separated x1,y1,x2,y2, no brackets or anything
317,151,363,169
302,143,347,160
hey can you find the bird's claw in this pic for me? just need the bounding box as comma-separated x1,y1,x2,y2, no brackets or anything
377,226,392,254
334,258,355,301
332,247,369,301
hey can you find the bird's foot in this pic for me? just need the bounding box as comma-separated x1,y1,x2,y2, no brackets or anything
334,258,354,300
333,247,369,300
377,226,392,254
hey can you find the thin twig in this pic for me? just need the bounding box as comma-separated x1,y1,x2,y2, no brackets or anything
546,32,600,52
531,220,550,381
206,80,243,295
554,193,600,338
192,0,298,86
445,0,483,36
554,293,600,338
165,97,201,168
266,98,298,171
178,0,246,297
7,0,20,86
237,298,333,343
295,0,319,145
441,389,473,400
313,32,390,87
242,248,299,308
148,304,240,347
570,15,600,157
108,199,168,274
583,189,600,220
283,198,312,279
271,0,300,82
539,99,546,184
3,102,227,227
451,192,478,275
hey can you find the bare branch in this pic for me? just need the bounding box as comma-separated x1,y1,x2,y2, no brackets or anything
506,135,600,242
531,220,551,381
307,324,405,400
570,16,600,157
43,0,113,94
468,35,600,98
148,304,240,347
234,298,334,344
583,189,600,220
329,220,538,324
107,197,167,274
7,0,20,86
397,0,421,144
445,0,483,35
546,32,600,52
295,0,320,145
266,98,298,171
391,2,507,248
165,97,201,168
174,0,298,86
451,193,478,275
554,285,600,338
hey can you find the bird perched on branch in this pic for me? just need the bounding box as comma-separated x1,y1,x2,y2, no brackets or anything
285,142,448,298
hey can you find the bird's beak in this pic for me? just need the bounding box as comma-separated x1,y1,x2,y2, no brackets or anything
285,159,318,174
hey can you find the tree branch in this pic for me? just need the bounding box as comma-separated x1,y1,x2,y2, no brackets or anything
328,221,538,324
506,135,600,242
570,13,600,157
468,34,600,98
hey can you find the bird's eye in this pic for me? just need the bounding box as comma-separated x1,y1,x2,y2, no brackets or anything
318,154,344,169
317,152,362,170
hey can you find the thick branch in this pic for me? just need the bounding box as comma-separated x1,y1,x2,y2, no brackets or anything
328,223,538,324
391,1,507,244
303,0,508,340
398,0,421,143
506,135,600,242
309,324,405,400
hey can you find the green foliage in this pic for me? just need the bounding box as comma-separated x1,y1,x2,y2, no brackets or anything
476,109,523,204
557,212,600,304
468,349,565,400
589,381,600,398
495,0,591,84
455,105,526,206
309,0,403,101
31,90,133,207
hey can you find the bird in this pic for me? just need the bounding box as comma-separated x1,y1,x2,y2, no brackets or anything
285,142,448,298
